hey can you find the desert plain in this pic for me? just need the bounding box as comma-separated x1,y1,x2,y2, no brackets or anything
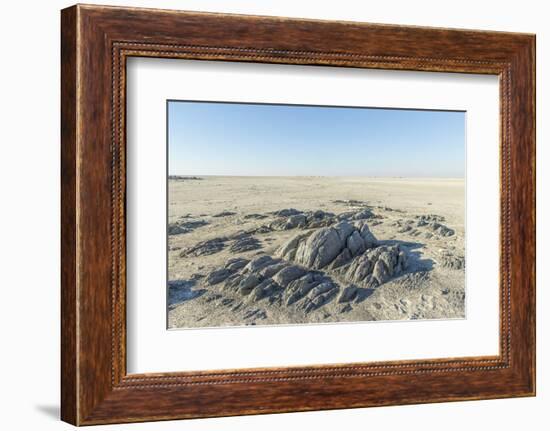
167,176,465,329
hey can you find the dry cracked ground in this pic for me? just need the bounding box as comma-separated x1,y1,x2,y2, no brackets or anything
167,176,465,329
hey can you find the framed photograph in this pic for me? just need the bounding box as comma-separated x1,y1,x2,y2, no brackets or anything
61,4,536,425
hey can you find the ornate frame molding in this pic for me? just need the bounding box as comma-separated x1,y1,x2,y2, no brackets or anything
61,5,535,425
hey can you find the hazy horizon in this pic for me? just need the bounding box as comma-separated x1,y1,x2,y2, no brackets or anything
168,101,465,178
168,174,465,179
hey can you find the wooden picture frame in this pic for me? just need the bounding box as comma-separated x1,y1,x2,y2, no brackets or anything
61,4,536,425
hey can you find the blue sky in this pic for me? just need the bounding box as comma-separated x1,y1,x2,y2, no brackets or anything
168,101,465,177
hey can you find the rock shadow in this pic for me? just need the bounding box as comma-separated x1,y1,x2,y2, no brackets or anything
376,239,434,272
168,279,206,308
354,287,376,304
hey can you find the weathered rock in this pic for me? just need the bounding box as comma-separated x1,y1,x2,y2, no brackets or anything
285,273,321,305
244,255,277,273
328,248,352,269
229,235,262,253
353,209,375,220
416,214,445,226
294,222,354,269
221,298,234,306
358,222,378,248
440,253,465,270
293,228,337,268
305,210,335,228
287,214,307,228
183,214,413,318
180,237,226,257
168,219,208,235
224,257,249,272
338,285,358,303
243,308,267,320
333,199,368,207
277,232,312,261
249,279,280,302
431,222,455,237
231,301,244,312
272,208,302,217
342,245,406,287
270,214,307,230
346,230,366,256
258,261,287,279
222,273,243,291
205,268,232,285
244,213,268,220
239,273,262,295
213,211,236,217
336,211,357,221
267,208,338,231
334,221,355,242
298,227,343,268
251,225,273,234
308,281,335,298
277,220,384,275
310,209,334,219
273,265,307,287
345,255,375,285
340,304,353,313
204,293,222,303
373,259,390,284
300,281,339,313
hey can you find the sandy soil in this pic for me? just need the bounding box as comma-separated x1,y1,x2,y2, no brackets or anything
167,176,465,329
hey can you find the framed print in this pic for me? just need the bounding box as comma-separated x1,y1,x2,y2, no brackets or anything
61,4,536,425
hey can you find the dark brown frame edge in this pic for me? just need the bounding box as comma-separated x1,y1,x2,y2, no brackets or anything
61,4,535,426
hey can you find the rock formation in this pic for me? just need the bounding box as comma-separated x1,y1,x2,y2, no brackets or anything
199,219,408,314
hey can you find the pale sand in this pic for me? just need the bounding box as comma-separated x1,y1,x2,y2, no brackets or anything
167,176,465,329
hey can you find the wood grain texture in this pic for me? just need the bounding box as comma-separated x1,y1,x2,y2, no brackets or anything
60,5,78,425
60,4,536,425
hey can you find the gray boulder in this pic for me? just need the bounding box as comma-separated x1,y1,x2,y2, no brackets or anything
244,255,276,273
205,268,231,285
373,259,390,284
258,261,287,278
353,209,375,220
168,219,208,235
293,221,354,269
338,285,358,303
358,223,377,248
239,273,262,295
277,232,312,261
273,208,302,217
431,222,455,237
213,211,236,218
294,227,343,269
328,247,352,270
229,235,262,253
224,257,249,272
300,281,339,313
273,265,307,287
285,273,321,305
286,214,307,229
341,245,406,288
276,220,383,272
249,279,279,302
346,230,366,256
440,252,465,270
180,237,226,257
